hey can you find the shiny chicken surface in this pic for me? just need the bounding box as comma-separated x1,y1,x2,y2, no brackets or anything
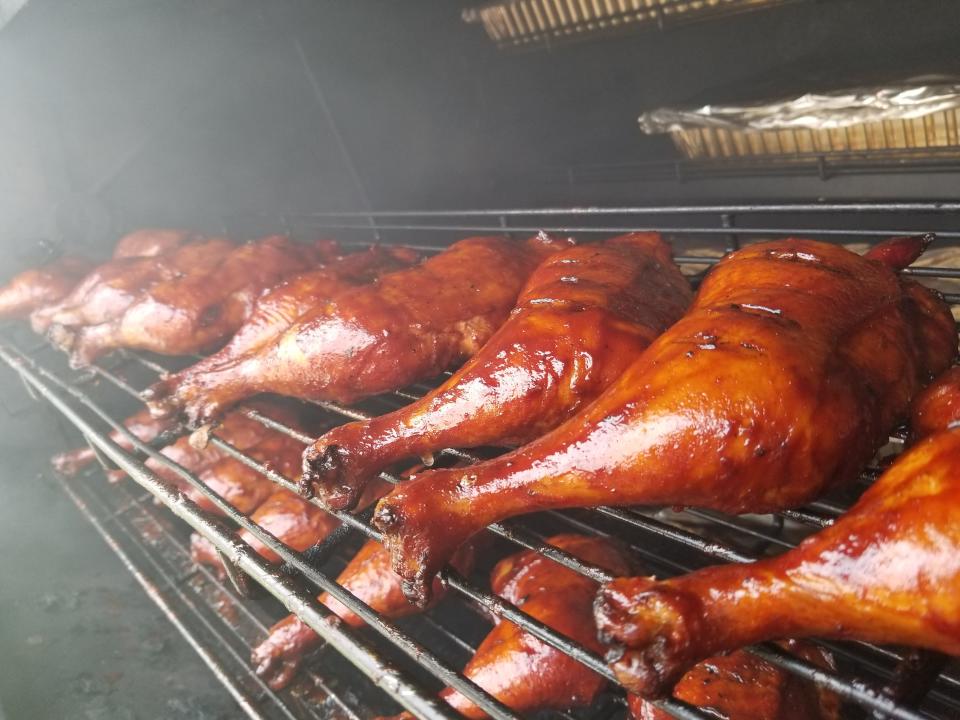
190,491,338,568
145,234,573,429
595,368,960,697
0,256,94,320
250,537,477,690
69,235,333,366
383,535,630,720
0,229,181,322
145,244,419,422
303,233,692,510
373,235,957,604
627,642,839,720
185,432,308,516
32,236,234,338
52,407,176,476
145,402,298,489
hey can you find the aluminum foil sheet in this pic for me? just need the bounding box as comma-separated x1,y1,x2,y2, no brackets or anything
639,82,960,134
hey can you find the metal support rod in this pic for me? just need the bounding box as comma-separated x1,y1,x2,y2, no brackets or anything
721,212,739,253
272,221,960,241
276,202,960,217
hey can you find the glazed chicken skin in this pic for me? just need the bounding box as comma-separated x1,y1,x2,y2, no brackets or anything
111,228,190,259
184,431,307,515
303,233,692,510
144,244,419,420
236,490,339,564
373,235,957,604
52,407,176,476
145,234,574,430
144,402,299,488
251,537,478,690
32,235,234,336
594,377,960,698
627,642,839,720
14,232,189,328
0,256,94,320
190,491,338,569
382,535,630,720
69,235,333,366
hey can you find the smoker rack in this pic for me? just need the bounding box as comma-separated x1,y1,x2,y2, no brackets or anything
5,202,960,720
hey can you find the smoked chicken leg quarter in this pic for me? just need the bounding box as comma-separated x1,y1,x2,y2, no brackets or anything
372,234,958,606
143,244,419,422
302,232,692,511
594,364,960,698
143,233,572,429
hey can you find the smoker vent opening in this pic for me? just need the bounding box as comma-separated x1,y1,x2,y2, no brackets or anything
4,203,960,720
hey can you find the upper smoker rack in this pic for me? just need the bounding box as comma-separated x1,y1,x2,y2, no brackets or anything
7,201,960,720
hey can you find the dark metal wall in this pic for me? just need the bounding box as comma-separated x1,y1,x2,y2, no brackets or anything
2,0,960,261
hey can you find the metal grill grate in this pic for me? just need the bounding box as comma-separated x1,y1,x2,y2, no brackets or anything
4,202,960,720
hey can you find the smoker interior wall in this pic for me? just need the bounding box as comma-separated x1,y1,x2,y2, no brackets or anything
2,0,960,264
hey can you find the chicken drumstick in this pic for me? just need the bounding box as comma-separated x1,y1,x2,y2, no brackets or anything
382,535,630,720
250,537,478,690
33,236,234,345
144,244,419,421
69,235,333,366
144,233,573,428
595,366,960,697
111,228,190,259
373,235,957,604
627,642,839,720
303,233,692,510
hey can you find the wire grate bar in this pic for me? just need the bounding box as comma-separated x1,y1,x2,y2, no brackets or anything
750,644,933,720
280,202,960,218
680,508,796,552
72,476,307,720
280,221,960,241
241,408,314,444
596,506,755,564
